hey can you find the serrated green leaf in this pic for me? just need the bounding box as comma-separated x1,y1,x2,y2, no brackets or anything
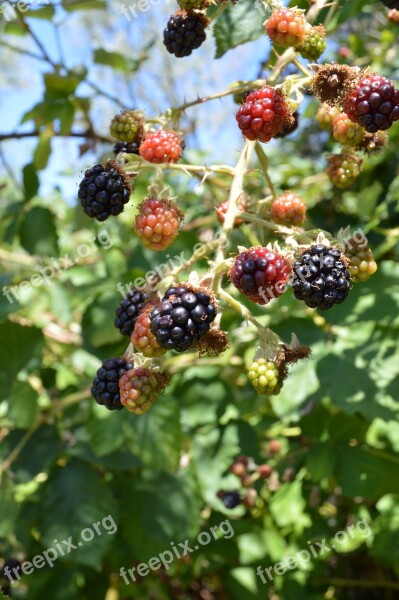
213,0,265,58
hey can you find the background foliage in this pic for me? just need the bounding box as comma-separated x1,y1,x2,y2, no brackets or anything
1,0,399,599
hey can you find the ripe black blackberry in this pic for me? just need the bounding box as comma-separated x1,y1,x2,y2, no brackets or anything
292,245,351,310
217,490,241,509
113,140,140,156
91,357,133,410
78,161,131,222
149,285,217,352
115,289,152,336
164,10,207,58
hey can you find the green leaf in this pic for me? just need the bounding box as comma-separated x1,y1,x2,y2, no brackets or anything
213,0,265,58
0,475,19,537
82,293,123,349
44,73,82,100
121,469,202,561
306,443,337,482
58,100,75,135
25,5,55,19
270,481,310,531
7,381,39,428
33,129,52,170
123,394,182,472
20,207,59,256
93,48,140,73
62,0,106,10
22,162,40,201
0,322,43,402
87,405,125,457
39,460,118,569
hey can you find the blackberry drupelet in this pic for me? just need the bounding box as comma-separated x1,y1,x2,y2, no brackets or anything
149,286,217,352
78,161,131,222
164,11,207,58
115,289,151,336
91,358,133,410
292,245,351,310
113,140,140,155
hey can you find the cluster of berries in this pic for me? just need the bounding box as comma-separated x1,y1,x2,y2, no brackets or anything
91,283,219,413
312,66,399,187
217,447,282,510
265,7,326,61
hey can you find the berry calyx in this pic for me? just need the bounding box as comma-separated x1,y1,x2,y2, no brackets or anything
139,130,183,164
215,198,247,228
343,75,399,133
230,247,291,305
297,25,326,61
135,198,183,251
248,358,281,395
119,367,167,414
275,110,299,138
91,357,134,410
109,110,143,143
131,306,167,357
270,192,307,226
292,244,351,310
316,103,340,130
356,130,388,154
78,161,132,222
332,112,365,146
164,10,208,58
327,152,362,188
235,87,291,143
345,238,378,282
265,8,307,48
115,288,153,336
149,285,217,352
217,490,241,509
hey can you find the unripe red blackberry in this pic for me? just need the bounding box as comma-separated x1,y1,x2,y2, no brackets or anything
119,367,167,414
109,110,143,143
343,75,399,133
243,489,258,508
248,358,281,395
139,130,183,164
292,244,351,310
131,306,167,357
259,464,273,479
78,162,132,222
150,285,217,352
268,440,282,455
327,153,362,188
91,357,134,410
316,103,340,130
270,192,307,226
345,238,377,282
388,8,399,22
115,288,153,336
235,87,291,143
265,8,307,48
135,198,183,251
215,198,247,228
164,10,208,58
230,247,291,305
332,113,365,146
297,25,326,61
